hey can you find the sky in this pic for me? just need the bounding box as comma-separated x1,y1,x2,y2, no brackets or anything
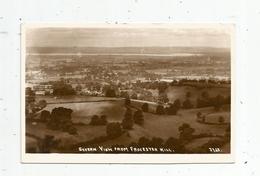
26,25,231,48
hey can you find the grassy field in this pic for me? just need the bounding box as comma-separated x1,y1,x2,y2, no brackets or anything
27,94,230,153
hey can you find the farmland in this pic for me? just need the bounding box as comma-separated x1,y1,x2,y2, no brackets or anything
27,85,230,153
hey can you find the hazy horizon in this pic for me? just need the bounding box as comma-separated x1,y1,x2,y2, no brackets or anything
26,26,231,48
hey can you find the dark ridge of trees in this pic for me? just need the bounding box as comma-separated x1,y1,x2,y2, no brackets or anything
141,103,149,112
122,108,134,129
133,109,144,126
197,91,230,109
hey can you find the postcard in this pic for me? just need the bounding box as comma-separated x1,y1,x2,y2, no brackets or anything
21,23,235,163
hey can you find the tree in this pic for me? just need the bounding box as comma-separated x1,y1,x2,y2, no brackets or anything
125,98,131,106
75,84,82,91
182,99,193,109
38,99,47,109
47,107,76,135
186,91,191,98
53,82,76,96
106,122,122,138
25,87,35,104
122,108,134,129
141,103,149,112
138,137,151,147
158,93,169,104
173,99,181,110
39,135,59,153
213,94,225,111
166,103,178,115
100,115,108,125
50,107,73,124
120,91,129,98
218,116,224,124
156,105,165,115
150,137,164,148
164,137,185,152
133,110,144,126
196,112,205,123
201,91,209,99
130,92,138,99
178,123,195,141
89,115,100,125
158,82,168,94
105,88,116,97
40,110,51,122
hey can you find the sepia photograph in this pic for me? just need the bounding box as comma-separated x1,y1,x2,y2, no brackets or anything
21,24,234,163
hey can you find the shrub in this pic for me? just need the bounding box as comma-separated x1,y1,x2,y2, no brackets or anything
133,110,144,126
141,103,149,112
89,115,107,126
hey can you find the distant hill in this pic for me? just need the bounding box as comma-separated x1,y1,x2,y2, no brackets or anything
27,46,230,55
